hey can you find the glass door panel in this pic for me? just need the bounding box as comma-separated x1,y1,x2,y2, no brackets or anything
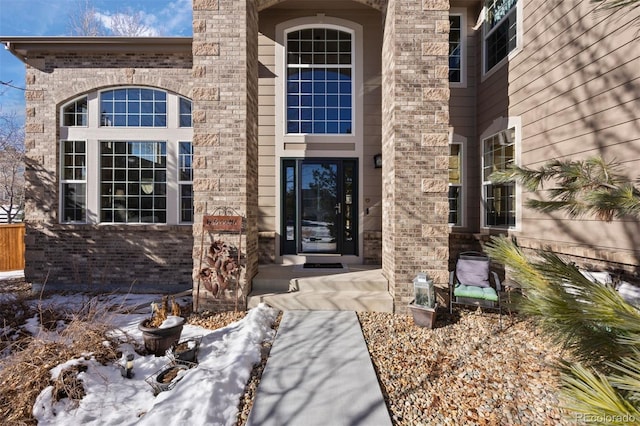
300,162,338,253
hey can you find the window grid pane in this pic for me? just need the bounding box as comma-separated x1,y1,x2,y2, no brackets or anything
449,143,462,226
100,141,167,223
449,15,462,83
63,98,88,127
178,141,194,223
448,186,462,226
179,98,192,128
483,128,516,227
61,140,87,222
100,88,167,128
485,0,517,71
286,28,353,135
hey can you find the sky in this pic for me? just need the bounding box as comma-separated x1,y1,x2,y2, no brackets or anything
0,0,193,123
0,290,278,425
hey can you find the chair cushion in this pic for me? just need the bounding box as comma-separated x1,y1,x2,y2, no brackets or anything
454,284,498,302
456,258,490,288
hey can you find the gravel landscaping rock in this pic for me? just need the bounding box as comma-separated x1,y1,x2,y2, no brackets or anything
232,308,577,426
358,309,575,426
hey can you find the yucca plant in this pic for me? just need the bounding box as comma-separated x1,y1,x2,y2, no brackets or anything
485,156,640,423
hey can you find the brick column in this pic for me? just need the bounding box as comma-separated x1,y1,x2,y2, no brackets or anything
381,0,450,313
192,0,259,311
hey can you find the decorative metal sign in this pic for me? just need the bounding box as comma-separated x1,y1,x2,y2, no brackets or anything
202,215,243,232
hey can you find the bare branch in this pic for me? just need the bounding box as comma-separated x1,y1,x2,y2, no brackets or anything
67,0,107,36
109,9,153,36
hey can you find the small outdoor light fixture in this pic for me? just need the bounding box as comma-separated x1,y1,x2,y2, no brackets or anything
120,353,135,379
373,153,382,169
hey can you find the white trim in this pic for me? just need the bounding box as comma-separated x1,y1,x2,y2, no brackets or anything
59,139,88,223
449,9,467,89
60,87,193,225
479,116,522,231
481,0,523,81
274,16,364,264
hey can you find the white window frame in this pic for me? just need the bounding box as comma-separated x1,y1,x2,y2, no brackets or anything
60,140,87,223
481,0,523,80
448,133,466,227
59,88,193,225
480,116,521,230
449,9,467,88
275,17,363,151
178,141,193,224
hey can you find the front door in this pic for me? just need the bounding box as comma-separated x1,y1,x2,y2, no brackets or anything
281,159,357,256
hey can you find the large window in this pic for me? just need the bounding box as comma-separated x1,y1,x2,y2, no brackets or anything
483,128,516,227
484,0,518,73
448,143,463,226
60,88,193,225
100,141,167,224
286,27,353,135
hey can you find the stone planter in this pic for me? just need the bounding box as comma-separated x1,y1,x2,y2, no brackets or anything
139,317,186,357
408,301,438,329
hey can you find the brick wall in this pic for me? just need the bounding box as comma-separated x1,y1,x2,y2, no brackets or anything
22,49,194,291
382,0,451,313
192,0,260,311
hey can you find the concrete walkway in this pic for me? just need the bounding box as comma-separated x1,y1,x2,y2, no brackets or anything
246,311,392,426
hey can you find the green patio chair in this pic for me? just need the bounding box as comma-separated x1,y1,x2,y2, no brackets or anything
449,251,502,321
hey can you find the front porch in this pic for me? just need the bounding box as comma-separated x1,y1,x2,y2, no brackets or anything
247,264,393,312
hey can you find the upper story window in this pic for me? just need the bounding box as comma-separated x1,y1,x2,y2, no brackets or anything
286,27,353,135
483,127,516,227
100,88,167,127
449,14,463,84
484,0,518,73
63,97,88,127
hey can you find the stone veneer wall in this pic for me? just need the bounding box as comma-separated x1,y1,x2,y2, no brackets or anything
382,0,450,313
22,51,194,291
192,0,259,311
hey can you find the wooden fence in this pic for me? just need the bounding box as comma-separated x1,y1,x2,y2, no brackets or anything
0,223,25,272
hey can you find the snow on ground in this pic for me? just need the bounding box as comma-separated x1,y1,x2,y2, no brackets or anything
12,292,278,426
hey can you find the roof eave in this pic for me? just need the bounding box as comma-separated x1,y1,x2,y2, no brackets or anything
1,36,193,62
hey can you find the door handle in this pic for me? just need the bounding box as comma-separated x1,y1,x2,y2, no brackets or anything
335,203,341,214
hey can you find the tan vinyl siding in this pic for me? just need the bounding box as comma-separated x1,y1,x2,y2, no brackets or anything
450,3,480,232
258,6,383,236
258,29,277,232
476,0,640,263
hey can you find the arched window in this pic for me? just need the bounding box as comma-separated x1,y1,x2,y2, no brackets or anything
100,88,167,127
59,88,193,225
285,27,353,135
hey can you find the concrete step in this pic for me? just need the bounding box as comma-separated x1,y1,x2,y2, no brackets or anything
247,290,394,312
252,265,388,293
294,270,388,292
